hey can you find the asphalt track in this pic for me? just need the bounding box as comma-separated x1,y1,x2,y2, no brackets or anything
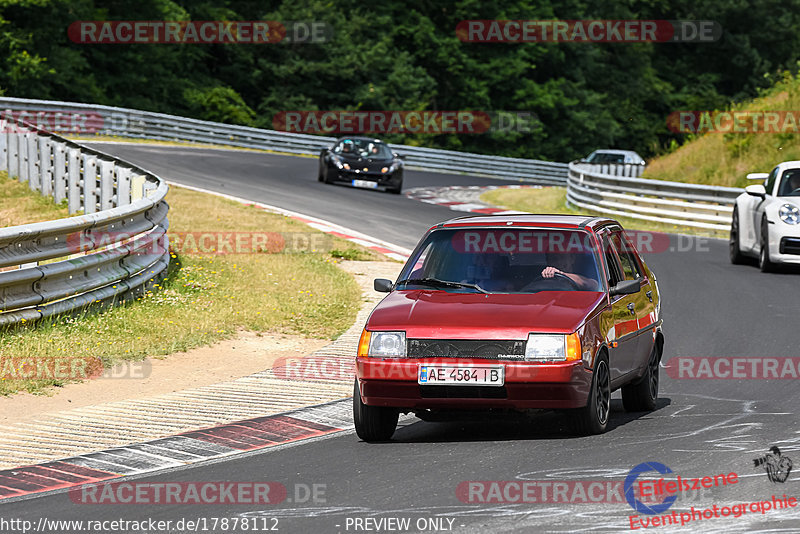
2,144,800,533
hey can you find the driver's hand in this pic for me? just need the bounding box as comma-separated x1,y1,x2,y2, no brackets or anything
541,266,562,278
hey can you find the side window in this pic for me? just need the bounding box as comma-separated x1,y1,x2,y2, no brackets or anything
611,232,642,281
765,167,779,196
600,233,623,286
413,243,433,277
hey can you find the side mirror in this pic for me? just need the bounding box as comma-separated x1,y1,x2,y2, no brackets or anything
374,278,394,293
609,279,640,296
746,172,769,181
394,153,407,160
745,184,766,198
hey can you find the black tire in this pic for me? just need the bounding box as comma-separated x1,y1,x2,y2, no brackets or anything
387,181,403,195
571,354,611,435
759,218,775,273
729,207,747,265
622,343,660,412
317,162,324,182
353,379,398,442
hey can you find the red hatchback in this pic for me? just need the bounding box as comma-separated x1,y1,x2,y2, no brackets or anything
353,214,664,441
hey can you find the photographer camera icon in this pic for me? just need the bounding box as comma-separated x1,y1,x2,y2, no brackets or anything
753,446,793,483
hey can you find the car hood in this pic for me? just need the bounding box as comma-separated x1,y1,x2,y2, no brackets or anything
367,290,607,339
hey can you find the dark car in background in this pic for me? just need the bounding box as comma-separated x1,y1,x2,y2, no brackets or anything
318,137,404,194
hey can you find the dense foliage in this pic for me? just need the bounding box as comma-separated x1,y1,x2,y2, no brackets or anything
2,0,799,161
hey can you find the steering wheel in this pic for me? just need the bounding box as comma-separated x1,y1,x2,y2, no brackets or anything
790,187,800,196
520,272,580,291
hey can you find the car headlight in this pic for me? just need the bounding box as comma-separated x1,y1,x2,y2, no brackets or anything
779,204,800,225
388,162,401,173
358,330,406,358
343,163,351,170
524,333,580,362
331,156,344,169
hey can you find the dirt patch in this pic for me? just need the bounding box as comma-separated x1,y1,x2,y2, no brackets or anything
0,331,328,425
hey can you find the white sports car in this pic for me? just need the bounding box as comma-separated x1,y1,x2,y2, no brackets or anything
730,161,800,271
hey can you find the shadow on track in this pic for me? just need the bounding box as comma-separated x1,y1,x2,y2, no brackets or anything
366,398,673,444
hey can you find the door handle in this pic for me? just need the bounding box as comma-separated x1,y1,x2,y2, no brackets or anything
627,303,636,315
646,291,653,302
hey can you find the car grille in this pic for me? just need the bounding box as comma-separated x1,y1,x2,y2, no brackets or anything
407,339,526,360
780,237,800,255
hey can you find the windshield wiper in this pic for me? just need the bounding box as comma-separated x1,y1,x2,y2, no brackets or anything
396,277,489,294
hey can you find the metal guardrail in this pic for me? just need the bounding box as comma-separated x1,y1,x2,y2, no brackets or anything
0,112,170,326
573,162,646,178
0,97,569,185
567,161,743,231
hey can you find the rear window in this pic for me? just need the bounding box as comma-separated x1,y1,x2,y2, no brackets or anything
397,228,602,293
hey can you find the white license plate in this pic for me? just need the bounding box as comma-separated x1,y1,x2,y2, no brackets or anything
352,179,378,189
418,365,504,386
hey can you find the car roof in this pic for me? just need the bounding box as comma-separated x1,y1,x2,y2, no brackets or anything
775,161,800,171
335,136,386,143
590,149,638,156
435,213,620,231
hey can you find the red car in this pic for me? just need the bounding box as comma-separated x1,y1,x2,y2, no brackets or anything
353,214,663,441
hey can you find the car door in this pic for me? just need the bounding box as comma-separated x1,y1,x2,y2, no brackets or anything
598,230,639,385
613,230,657,373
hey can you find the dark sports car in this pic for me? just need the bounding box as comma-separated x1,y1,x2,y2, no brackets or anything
318,137,404,194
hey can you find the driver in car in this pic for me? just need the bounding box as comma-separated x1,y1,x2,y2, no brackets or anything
541,251,599,290
781,172,800,196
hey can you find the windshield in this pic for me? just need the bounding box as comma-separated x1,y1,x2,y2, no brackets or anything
778,168,800,196
587,151,626,164
333,139,393,159
397,228,602,293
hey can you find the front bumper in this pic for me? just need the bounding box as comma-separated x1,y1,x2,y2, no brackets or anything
328,169,401,189
769,224,800,264
356,357,592,410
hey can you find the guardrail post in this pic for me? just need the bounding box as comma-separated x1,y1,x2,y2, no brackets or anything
27,132,39,191
39,137,53,198
0,120,7,172
131,174,146,201
19,133,29,184
82,154,98,214
7,130,19,178
67,148,81,213
99,160,114,210
53,142,67,204
116,167,132,206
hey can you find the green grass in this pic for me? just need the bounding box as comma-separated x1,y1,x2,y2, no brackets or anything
66,134,316,158
0,183,378,395
645,71,800,187
480,186,727,238
0,171,70,227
